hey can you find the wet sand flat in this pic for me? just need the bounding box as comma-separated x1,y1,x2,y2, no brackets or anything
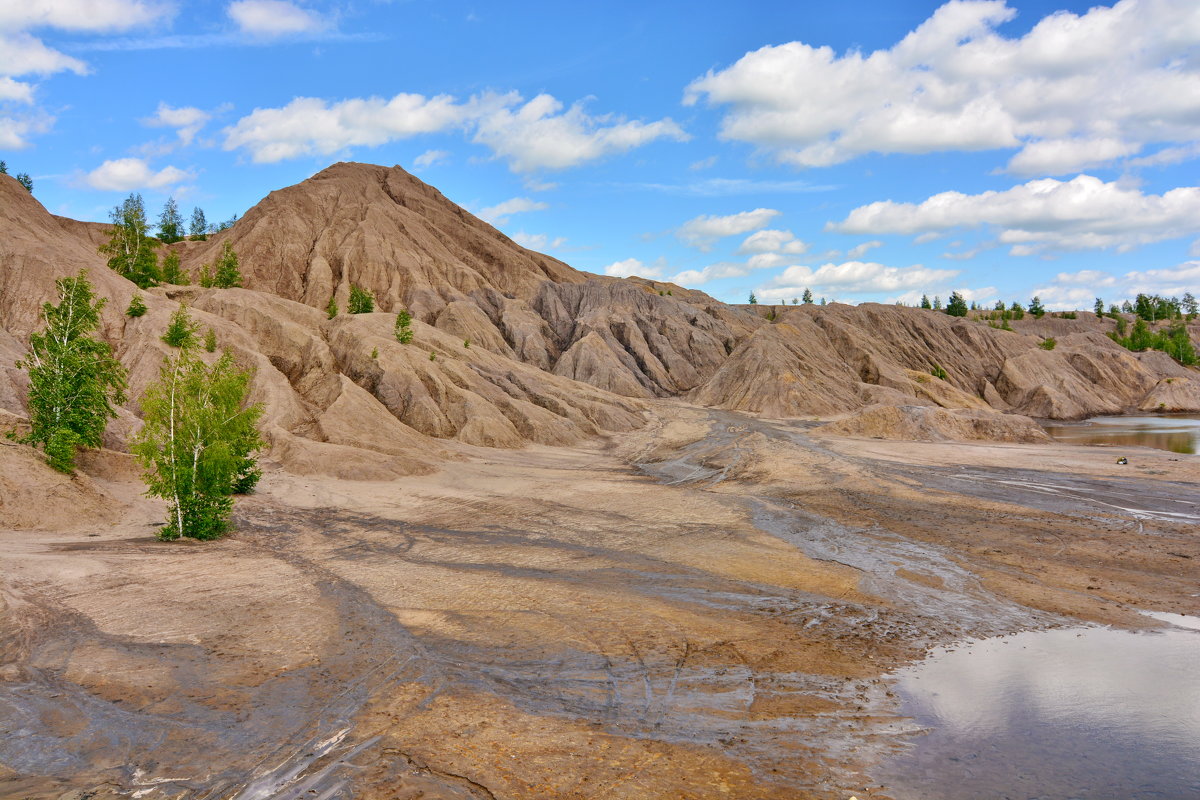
2,403,1197,799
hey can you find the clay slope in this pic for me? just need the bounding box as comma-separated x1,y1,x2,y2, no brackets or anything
691,303,1200,420
181,162,761,399
181,162,584,314
4,159,1200,484
0,174,645,480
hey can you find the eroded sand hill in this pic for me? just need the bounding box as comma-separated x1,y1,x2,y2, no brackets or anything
2,163,1199,799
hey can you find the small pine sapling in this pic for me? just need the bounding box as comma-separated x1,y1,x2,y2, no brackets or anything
126,293,147,317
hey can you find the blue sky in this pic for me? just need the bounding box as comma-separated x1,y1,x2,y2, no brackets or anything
4,0,1200,309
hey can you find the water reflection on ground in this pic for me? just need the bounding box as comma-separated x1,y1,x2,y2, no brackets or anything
1042,414,1200,454
874,621,1200,800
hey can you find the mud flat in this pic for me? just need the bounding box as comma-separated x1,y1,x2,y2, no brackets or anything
2,403,1198,800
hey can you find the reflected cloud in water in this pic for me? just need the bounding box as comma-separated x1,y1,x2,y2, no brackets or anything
875,622,1200,800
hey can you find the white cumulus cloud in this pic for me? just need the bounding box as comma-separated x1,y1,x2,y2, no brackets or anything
684,0,1200,175
846,240,883,259
761,261,961,299
736,228,808,256
227,0,324,36
604,258,662,279
511,231,566,251
84,157,193,191
413,149,449,170
223,93,471,163
222,90,685,172
1033,261,1200,308
0,0,168,32
831,174,1200,255
0,1,169,149
478,197,548,225
143,102,211,146
677,207,780,250
670,261,756,286
472,93,688,172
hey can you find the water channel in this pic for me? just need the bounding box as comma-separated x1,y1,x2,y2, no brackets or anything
872,617,1200,800
1041,414,1200,455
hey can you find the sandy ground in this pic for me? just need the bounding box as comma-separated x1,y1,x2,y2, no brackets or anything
2,402,1197,800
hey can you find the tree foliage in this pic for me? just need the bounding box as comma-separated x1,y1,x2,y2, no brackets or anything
158,197,184,243
326,296,338,319
132,343,264,541
160,249,187,284
348,284,375,314
126,293,147,317
1109,319,1197,365
101,193,161,288
3,162,33,192
162,305,200,348
802,288,813,304
394,309,414,343
189,207,208,241
16,271,127,473
945,291,969,317
212,241,242,288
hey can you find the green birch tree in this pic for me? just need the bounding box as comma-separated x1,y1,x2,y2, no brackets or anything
101,193,161,288
158,197,184,243
132,335,264,540
16,271,127,473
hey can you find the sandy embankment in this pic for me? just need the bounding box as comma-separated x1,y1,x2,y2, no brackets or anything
1,402,1197,800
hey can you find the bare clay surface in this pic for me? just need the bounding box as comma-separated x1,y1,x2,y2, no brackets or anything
2,403,1197,800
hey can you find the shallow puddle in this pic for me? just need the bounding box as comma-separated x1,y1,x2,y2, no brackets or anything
873,619,1200,800
1042,414,1200,454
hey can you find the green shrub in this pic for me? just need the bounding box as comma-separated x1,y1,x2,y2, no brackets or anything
348,285,374,314
1039,337,1057,350
162,305,200,348
394,309,414,344
126,293,147,317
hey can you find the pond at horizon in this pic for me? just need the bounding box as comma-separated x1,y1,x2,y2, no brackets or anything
1042,414,1200,455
